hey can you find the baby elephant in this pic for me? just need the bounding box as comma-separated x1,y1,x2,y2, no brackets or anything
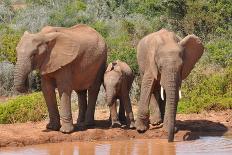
104,60,135,129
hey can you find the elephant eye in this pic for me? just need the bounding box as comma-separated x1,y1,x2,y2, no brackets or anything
30,51,37,58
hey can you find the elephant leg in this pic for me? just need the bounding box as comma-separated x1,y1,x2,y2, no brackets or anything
122,93,135,129
110,102,121,128
150,91,162,126
76,90,87,127
85,64,105,127
136,72,154,132
118,99,127,125
41,77,61,131
57,88,74,133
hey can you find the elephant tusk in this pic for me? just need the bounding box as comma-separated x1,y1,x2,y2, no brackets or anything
161,86,164,100
179,90,182,99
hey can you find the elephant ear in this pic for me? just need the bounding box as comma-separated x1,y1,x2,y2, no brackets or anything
106,62,118,72
40,32,79,75
179,35,204,80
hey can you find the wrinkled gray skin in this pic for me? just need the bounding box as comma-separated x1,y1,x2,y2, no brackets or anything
14,24,107,133
104,60,135,129
136,29,204,142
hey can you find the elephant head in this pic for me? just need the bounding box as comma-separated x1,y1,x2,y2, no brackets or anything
14,31,79,93
103,62,123,106
150,30,204,142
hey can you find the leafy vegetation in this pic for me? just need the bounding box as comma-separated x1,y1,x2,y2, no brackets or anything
0,0,231,115
178,66,232,113
0,92,47,123
0,25,22,64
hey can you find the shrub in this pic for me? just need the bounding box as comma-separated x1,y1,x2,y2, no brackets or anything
0,61,14,96
13,5,51,32
178,66,232,113
0,25,21,64
205,39,232,67
0,2,14,24
48,1,87,27
91,21,109,38
108,47,138,75
0,92,47,123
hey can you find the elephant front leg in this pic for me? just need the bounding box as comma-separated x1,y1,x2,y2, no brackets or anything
136,72,154,132
76,90,87,127
41,78,61,131
58,89,74,133
110,102,121,128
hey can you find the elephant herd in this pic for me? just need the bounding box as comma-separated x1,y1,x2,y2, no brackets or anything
13,24,204,142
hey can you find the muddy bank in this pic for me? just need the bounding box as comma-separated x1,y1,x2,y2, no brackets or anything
0,107,231,148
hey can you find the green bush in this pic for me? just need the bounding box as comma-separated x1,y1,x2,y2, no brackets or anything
0,61,14,96
0,92,47,123
48,0,87,27
108,47,138,75
206,39,232,67
0,26,22,64
91,21,109,38
178,66,232,113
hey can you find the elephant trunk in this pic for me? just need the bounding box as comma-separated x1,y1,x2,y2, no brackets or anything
14,59,32,93
163,70,179,142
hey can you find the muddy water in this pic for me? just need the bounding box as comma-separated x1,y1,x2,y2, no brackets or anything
1,136,232,155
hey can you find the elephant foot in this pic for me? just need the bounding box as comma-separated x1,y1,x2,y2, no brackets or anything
119,116,127,125
162,125,178,134
135,118,149,133
60,123,74,133
46,122,61,131
150,114,162,126
129,121,136,129
76,121,85,128
152,122,163,129
77,118,85,124
111,121,121,128
150,119,163,128
85,120,95,128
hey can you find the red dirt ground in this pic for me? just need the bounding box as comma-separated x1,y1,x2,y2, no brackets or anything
0,106,231,148
0,96,8,103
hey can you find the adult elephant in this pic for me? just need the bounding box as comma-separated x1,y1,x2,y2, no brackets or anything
14,24,107,133
135,29,204,142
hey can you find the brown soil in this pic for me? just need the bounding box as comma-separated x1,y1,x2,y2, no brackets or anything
0,106,232,148
0,96,8,103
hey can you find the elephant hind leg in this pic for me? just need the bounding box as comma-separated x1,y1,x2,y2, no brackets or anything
110,102,121,128
119,100,127,125
76,90,87,127
85,63,105,127
41,77,61,131
122,94,135,129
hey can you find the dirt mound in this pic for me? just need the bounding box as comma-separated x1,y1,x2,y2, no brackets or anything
0,107,231,148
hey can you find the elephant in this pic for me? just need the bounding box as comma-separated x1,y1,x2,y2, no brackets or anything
135,29,204,142
103,60,135,129
14,24,107,133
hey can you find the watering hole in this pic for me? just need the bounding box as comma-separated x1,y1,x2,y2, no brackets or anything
1,136,232,155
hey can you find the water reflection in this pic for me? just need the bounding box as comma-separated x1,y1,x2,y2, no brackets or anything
1,137,232,155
